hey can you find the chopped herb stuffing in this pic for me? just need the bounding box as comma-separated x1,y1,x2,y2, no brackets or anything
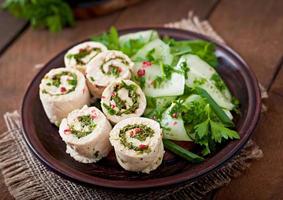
119,124,154,153
100,57,129,77
69,115,96,139
43,71,77,96
103,81,140,116
67,47,101,65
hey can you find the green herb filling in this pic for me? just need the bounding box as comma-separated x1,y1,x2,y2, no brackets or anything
103,81,140,116
44,71,77,96
69,115,96,138
119,124,154,153
67,47,101,65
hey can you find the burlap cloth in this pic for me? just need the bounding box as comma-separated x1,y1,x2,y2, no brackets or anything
0,12,265,200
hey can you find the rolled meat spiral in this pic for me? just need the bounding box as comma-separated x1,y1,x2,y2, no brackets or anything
39,68,90,125
110,117,164,173
64,41,107,73
101,80,146,124
86,50,133,97
59,105,112,163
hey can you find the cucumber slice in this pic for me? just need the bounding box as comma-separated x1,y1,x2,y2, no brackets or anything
178,55,234,110
133,62,185,97
119,30,159,46
132,39,173,65
161,103,192,141
181,54,232,100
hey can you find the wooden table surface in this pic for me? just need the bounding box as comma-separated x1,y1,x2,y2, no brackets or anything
0,0,282,199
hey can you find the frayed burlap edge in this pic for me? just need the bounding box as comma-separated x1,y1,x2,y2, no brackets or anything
0,111,263,200
0,11,264,200
0,112,49,200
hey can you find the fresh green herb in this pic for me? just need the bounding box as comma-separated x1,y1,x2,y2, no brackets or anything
146,96,156,108
194,116,239,155
162,35,176,46
195,87,234,127
120,38,147,57
183,92,238,155
165,91,239,155
210,73,226,92
152,76,164,88
163,38,218,67
180,61,190,79
169,100,187,118
152,62,180,88
134,48,162,64
2,0,74,32
144,96,175,122
145,49,157,62
132,75,146,89
163,139,204,163
210,121,239,143
91,26,120,50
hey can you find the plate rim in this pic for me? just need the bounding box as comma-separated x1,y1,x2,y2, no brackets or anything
21,27,262,189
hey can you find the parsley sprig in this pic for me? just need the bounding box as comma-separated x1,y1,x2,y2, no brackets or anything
2,0,74,32
170,90,239,156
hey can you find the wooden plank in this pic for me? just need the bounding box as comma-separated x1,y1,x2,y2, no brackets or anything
214,93,283,200
0,12,121,132
114,0,218,28
0,0,28,56
209,0,283,88
0,11,121,200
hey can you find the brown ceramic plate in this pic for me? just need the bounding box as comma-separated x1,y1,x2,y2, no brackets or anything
21,27,261,189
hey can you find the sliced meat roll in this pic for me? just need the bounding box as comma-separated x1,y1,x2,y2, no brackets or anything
86,50,133,97
110,117,164,173
39,68,90,125
59,105,112,163
101,80,146,124
64,41,107,73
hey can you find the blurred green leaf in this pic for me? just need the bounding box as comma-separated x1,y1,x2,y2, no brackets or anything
2,0,74,32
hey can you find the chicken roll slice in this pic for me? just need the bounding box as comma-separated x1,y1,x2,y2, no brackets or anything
39,68,90,125
64,41,107,73
86,50,133,97
110,117,164,173
59,105,112,163
101,80,146,124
